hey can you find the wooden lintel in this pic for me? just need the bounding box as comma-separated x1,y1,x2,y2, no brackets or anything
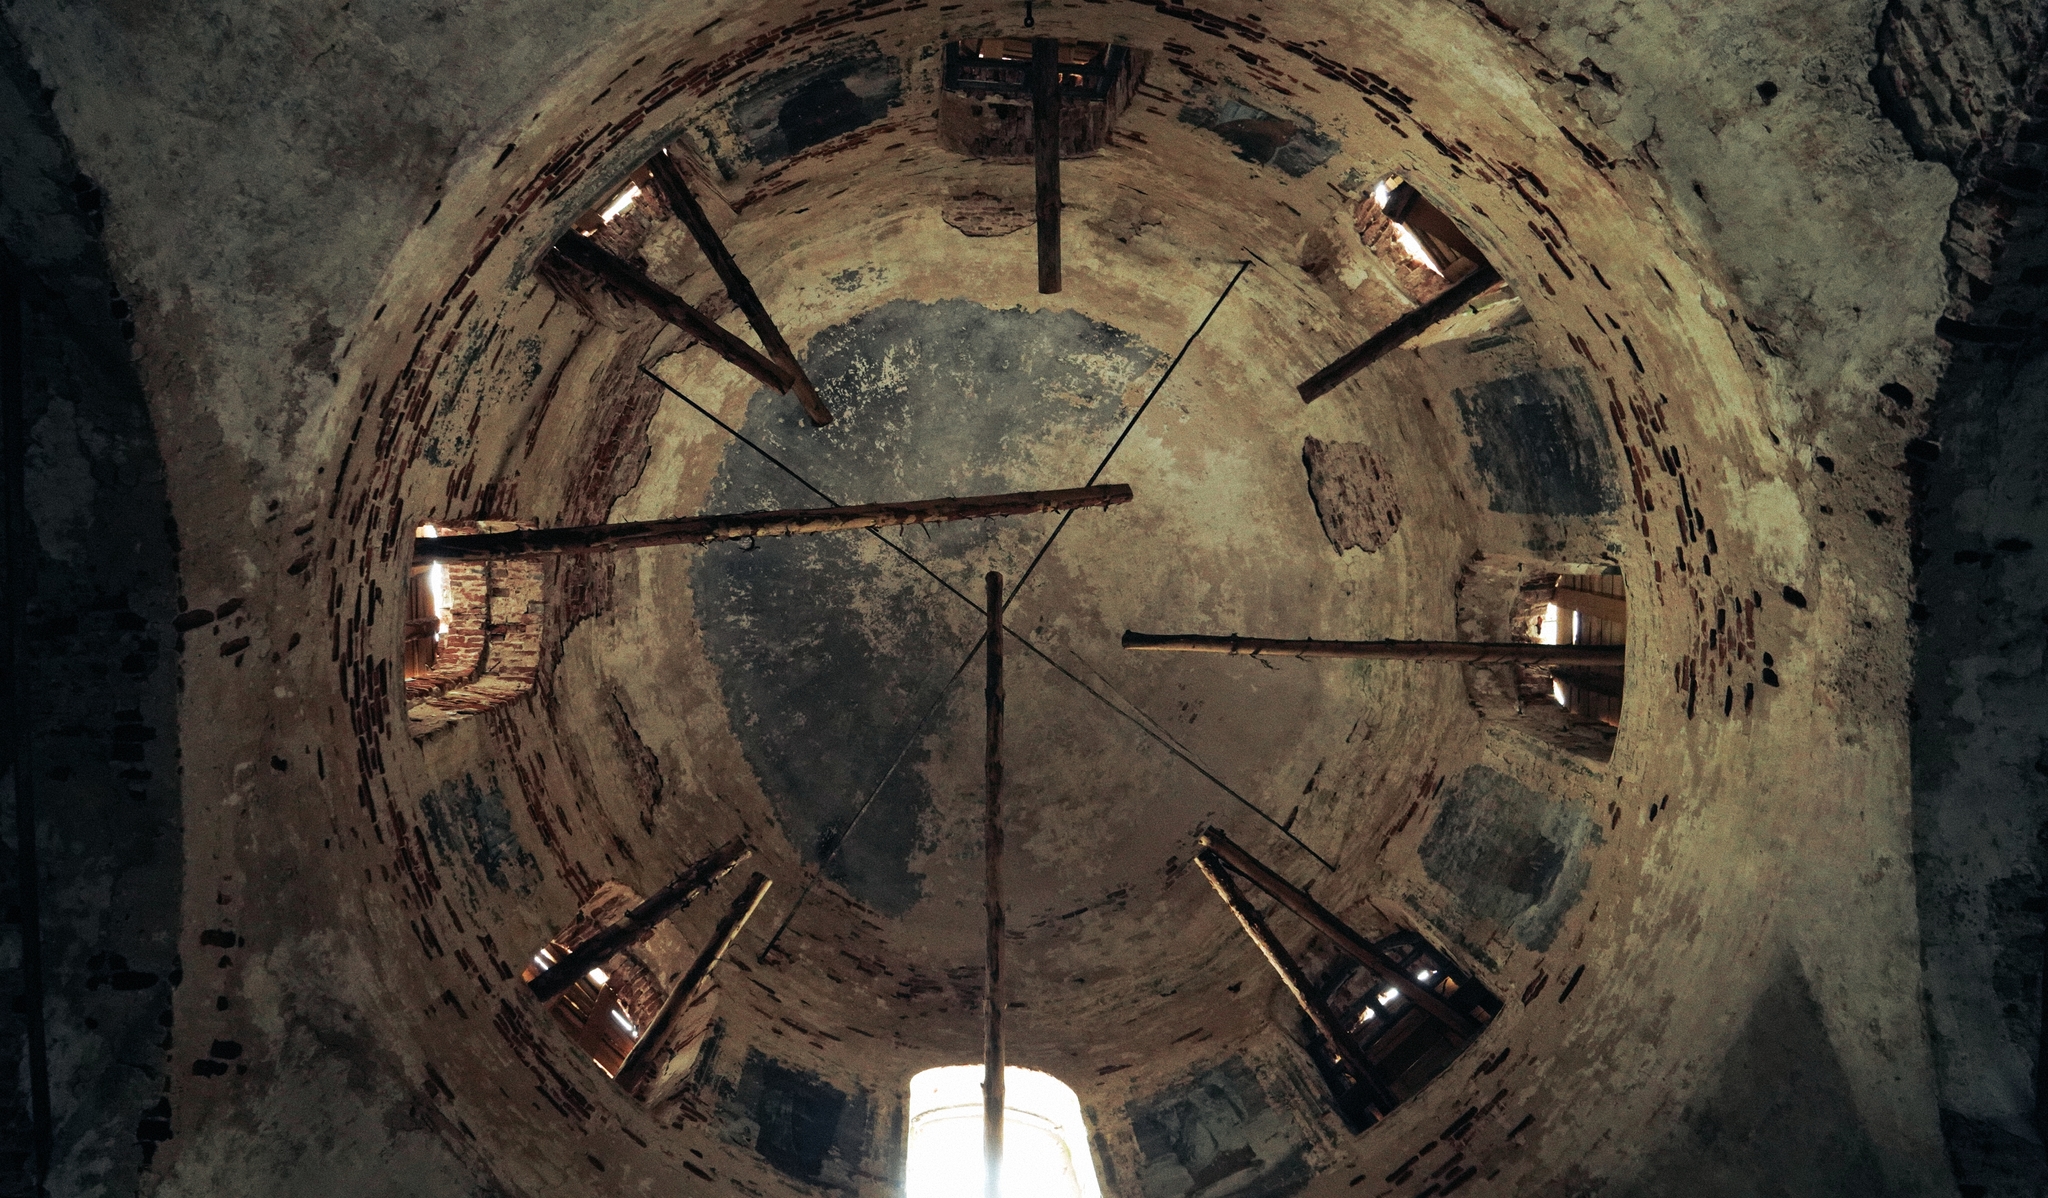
551,235,795,394
527,838,752,1003
1197,828,1481,1040
1122,630,1623,668
1032,37,1062,295
418,483,1134,562
646,152,833,426
1297,262,1503,403
615,872,772,1093
983,571,1007,1198
1195,851,1397,1114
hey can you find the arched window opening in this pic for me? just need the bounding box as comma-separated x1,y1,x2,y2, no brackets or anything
1455,558,1626,761
1359,174,1488,301
904,1066,1102,1198
1304,931,1499,1127
936,39,1144,161
405,521,544,736
1514,571,1627,729
1349,175,1525,354
519,881,716,1093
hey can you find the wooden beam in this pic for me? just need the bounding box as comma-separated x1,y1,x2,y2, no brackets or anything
1195,851,1397,1115
1197,829,1481,1040
615,872,772,1093
418,483,1135,562
1122,630,1623,668
646,151,832,426
1297,262,1502,403
551,234,796,395
1528,586,1628,626
528,838,752,1003
983,571,1007,1198
1032,38,1062,295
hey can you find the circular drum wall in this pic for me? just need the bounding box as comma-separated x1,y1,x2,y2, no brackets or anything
2,0,1981,1195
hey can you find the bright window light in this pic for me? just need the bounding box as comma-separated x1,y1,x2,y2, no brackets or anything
1373,177,1445,277
610,1008,639,1038
587,967,609,986
1377,986,1400,1005
1571,609,1582,645
1552,679,1569,708
1537,603,1561,645
600,184,642,223
905,1066,1101,1198
417,524,452,641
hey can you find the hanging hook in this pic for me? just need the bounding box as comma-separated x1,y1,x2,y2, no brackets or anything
1024,0,1035,27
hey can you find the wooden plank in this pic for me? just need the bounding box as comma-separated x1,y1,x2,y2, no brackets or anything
1528,586,1628,626
419,484,1134,562
1197,829,1481,1040
1032,38,1062,295
1297,263,1502,403
646,151,832,426
983,570,1007,1198
1122,630,1623,668
615,872,772,1093
1195,851,1397,1115
528,839,752,1003
551,235,795,394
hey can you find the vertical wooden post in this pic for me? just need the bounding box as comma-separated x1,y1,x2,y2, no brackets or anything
1195,851,1398,1116
1031,38,1062,295
983,571,1006,1198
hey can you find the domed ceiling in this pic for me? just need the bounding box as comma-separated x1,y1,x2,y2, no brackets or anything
8,0,2001,1193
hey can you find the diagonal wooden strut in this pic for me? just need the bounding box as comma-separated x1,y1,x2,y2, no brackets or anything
1297,262,1502,403
1196,851,1398,1116
983,570,1007,1198
1123,630,1624,668
528,838,752,1003
417,483,1134,562
1198,828,1481,1039
551,233,796,395
1032,38,1062,295
646,151,832,426
615,872,772,1093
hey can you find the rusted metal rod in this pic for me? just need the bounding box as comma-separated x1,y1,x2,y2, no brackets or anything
1122,630,1623,668
1032,37,1062,295
1195,851,1397,1115
982,570,1007,1198
646,151,831,426
1198,828,1480,1039
418,484,1134,562
1298,262,1502,403
551,233,796,395
528,838,752,1003
615,872,773,1092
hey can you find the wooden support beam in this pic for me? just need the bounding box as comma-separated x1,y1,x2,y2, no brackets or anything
646,151,832,426
1297,262,1502,403
1194,851,1397,1115
528,838,752,1003
615,872,772,1093
1032,38,1062,295
1197,828,1481,1040
551,234,796,395
983,571,1007,1198
418,483,1134,562
1122,630,1623,668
